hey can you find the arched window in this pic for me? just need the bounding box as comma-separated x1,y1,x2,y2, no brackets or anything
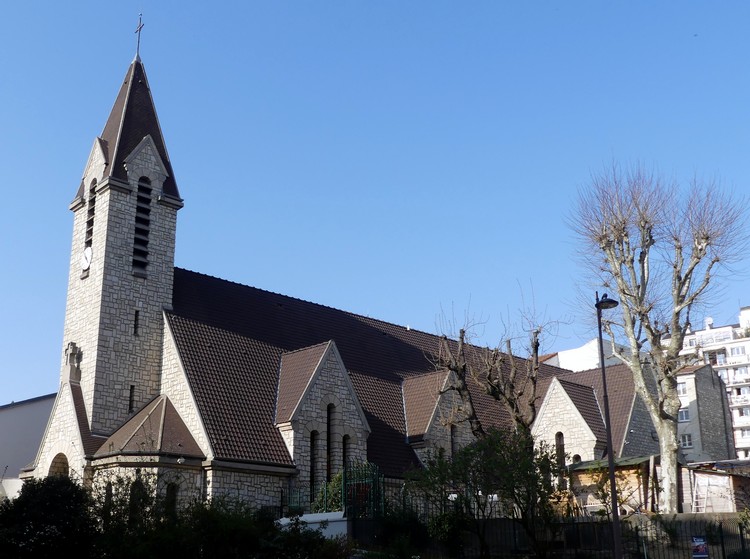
342,434,350,469
48,453,69,477
164,483,178,522
326,404,334,481
310,430,319,501
450,424,459,456
132,177,152,274
555,432,565,466
555,431,567,489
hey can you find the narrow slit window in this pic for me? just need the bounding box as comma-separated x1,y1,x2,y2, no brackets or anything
134,310,140,336
128,385,135,413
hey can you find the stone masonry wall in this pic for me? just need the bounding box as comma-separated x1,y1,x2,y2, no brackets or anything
533,380,602,462
288,345,368,494
34,385,87,481
414,372,476,465
64,138,178,436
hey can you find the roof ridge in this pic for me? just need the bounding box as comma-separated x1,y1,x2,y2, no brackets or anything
174,267,438,338
281,340,331,356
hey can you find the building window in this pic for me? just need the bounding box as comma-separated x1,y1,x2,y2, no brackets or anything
732,346,747,356
740,408,750,418
680,434,693,448
555,432,566,489
310,430,318,502
677,382,688,396
342,434,350,468
326,404,334,482
128,385,135,413
164,483,178,521
132,177,152,274
741,429,750,439
133,310,140,336
85,180,97,248
678,408,690,422
689,338,697,347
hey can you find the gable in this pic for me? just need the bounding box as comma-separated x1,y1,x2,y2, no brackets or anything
533,377,604,462
402,370,448,442
276,342,329,424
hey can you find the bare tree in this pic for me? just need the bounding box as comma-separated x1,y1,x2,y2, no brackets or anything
436,322,546,437
570,162,747,513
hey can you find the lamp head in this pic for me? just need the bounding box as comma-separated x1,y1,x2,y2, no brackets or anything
596,292,619,310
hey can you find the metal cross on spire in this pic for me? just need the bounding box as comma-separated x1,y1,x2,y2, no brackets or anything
135,13,144,58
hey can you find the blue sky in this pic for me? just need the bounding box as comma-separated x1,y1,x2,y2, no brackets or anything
2,2,750,404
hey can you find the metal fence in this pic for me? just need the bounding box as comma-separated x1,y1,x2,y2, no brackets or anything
457,514,750,558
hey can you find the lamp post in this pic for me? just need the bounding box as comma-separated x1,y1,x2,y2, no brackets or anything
596,291,623,559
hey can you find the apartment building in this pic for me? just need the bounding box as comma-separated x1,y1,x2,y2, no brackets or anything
678,308,750,458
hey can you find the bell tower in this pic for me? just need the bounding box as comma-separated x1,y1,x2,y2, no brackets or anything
61,54,183,436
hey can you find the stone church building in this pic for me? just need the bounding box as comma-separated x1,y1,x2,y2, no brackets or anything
22,53,540,510
21,52,735,514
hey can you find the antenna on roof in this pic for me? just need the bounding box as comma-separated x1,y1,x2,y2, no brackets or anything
134,13,144,60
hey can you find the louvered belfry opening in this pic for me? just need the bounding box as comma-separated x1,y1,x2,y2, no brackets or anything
85,179,97,248
133,177,152,274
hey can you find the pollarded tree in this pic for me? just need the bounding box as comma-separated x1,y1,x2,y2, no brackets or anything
570,162,747,513
437,323,545,438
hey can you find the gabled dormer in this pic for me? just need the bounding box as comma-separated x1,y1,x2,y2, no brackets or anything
275,341,370,493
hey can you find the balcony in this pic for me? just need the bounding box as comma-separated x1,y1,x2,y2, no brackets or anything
729,354,750,365
731,395,750,406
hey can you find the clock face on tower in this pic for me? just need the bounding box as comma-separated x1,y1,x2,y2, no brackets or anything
81,246,93,271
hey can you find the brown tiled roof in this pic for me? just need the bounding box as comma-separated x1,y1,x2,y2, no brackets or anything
94,395,203,460
276,342,330,424
403,370,449,442
70,383,106,456
556,378,607,442
167,268,564,477
91,58,180,199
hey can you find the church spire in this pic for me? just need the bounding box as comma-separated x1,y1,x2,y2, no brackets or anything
95,57,180,200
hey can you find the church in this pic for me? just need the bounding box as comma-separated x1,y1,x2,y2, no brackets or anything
22,51,539,510
19,47,738,515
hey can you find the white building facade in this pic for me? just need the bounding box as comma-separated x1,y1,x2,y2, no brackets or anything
679,308,750,458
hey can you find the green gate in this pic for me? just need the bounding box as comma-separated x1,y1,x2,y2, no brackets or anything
343,461,384,518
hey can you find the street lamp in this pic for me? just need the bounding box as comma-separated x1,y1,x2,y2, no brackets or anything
596,291,622,559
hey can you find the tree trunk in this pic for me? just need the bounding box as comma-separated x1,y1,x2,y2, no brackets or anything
655,416,680,512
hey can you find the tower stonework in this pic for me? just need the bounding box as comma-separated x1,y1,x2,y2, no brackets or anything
60,57,182,436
